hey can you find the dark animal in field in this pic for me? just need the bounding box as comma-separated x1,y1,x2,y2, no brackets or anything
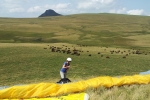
106,56,110,58
76,53,80,56
51,47,55,52
123,56,126,58
62,50,66,53
88,54,91,56
67,50,71,54
135,50,142,54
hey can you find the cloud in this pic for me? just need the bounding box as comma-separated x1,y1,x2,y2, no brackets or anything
77,0,115,9
9,8,24,13
109,8,126,14
51,3,74,14
2,0,26,13
44,3,70,9
127,9,144,15
27,3,70,13
27,6,43,13
54,3,70,9
109,8,145,16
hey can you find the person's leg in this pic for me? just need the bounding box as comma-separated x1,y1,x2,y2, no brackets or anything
60,71,65,79
64,73,67,78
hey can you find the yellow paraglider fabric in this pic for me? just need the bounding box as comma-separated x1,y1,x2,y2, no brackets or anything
0,74,150,99
2,93,89,100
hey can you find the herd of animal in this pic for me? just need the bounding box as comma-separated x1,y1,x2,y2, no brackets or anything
43,44,149,59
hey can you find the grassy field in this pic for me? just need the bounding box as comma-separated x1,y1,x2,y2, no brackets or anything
0,43,150,85
0,13,150,99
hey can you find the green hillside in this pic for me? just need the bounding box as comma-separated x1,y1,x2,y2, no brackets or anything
0,13,150,47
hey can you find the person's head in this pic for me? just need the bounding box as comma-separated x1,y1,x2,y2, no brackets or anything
67,57,72,62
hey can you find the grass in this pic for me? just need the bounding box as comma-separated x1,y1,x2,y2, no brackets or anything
87,84,150,100
0,13,150,99
0,43,150,85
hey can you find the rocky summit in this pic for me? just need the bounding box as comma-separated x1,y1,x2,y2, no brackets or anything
39,9,62,17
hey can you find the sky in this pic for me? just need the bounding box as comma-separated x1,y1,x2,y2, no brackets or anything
0,0,150,18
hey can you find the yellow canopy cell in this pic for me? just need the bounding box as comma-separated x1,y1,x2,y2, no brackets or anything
0,74,150,99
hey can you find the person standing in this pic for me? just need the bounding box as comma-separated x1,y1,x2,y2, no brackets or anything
60,57,72,79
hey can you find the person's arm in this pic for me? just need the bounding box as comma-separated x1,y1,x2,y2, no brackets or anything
62,64,70,68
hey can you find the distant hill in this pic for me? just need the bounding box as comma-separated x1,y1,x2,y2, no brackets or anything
39,9,62,17
1,13,150,46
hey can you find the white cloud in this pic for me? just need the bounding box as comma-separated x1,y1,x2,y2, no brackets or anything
44,3,70,10
55,3,70,9
27,6,43,13
109,8,126,14
52,3,73,14
78,2,93,9
77,0,115,9
127,9,144,15
2,3,20,8
9,8,24,13
2,0,25,13
99,0,114,4
27,3,70,13
109,8,145,16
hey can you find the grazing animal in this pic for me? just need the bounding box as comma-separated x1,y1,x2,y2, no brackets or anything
106,56,110,58
88,54,91,56
51,48,55,52
123,56,126,58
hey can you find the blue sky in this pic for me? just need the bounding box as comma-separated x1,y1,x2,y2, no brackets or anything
0,0,150,18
